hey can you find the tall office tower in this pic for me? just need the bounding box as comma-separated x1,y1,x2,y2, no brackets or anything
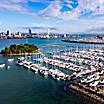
29,29,32,35
7,30,9,35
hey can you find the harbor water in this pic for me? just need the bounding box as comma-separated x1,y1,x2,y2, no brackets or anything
0,35,102,104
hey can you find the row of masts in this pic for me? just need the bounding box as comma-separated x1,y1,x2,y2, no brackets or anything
16,47,104,86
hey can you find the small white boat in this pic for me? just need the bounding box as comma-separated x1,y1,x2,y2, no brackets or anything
8,58,14,62
17,62,24,66
39,66,49,76
16,60,25,66
52,75,60,81
23,61,32,69
18,57,25,61
0,64,5,68
7,66,10,69
30,66,39,73
44,71,49,76
100,79,104,84
89,80,99,87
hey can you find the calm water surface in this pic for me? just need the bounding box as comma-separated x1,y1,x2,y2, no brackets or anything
0,36,101,104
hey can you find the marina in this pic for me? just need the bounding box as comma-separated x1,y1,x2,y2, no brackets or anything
16,57,70,81
1,0,104,103
15,44,104,104
0,37,104,104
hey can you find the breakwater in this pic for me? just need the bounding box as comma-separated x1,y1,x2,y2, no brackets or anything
62,39,104,44
65,83,104,104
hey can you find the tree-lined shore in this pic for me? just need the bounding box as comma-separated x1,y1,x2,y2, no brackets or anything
0,44,40,55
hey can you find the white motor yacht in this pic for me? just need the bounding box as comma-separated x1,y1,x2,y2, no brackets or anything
89,80,100,87
40,70,48,76
16,60,25,66
99,79,104,84
30,65,39,73
0,64,5,68
23,61,32,69
39,66,49,75
18,57,25,61
52,74,60,81
8,58,14,62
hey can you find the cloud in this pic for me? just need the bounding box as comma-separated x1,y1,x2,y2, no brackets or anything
20,26,58,30
0,0,43,14
38,0,80,20
38,1,62,18
87,27,104,34
0,0,104,21
80,0,104,16
38,0,104,20
89,27,104,32
60,0,104,20
38,0,79,20
0,0,28,14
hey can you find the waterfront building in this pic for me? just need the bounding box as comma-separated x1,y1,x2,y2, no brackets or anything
17,32,21,36
0,32,7,39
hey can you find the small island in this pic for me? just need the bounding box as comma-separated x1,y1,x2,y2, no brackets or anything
0,44,40,56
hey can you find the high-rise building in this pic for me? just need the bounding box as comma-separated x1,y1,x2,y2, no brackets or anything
17,32,21,36
7,30,9,35
29,29,32,35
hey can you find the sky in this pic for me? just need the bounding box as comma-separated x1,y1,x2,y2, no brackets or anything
0,0,104,33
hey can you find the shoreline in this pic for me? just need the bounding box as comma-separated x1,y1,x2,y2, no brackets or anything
0,52,42,56
62,39,104,44
64,83,104,104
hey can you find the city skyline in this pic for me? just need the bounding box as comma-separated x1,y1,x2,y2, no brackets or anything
0,0,104,33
